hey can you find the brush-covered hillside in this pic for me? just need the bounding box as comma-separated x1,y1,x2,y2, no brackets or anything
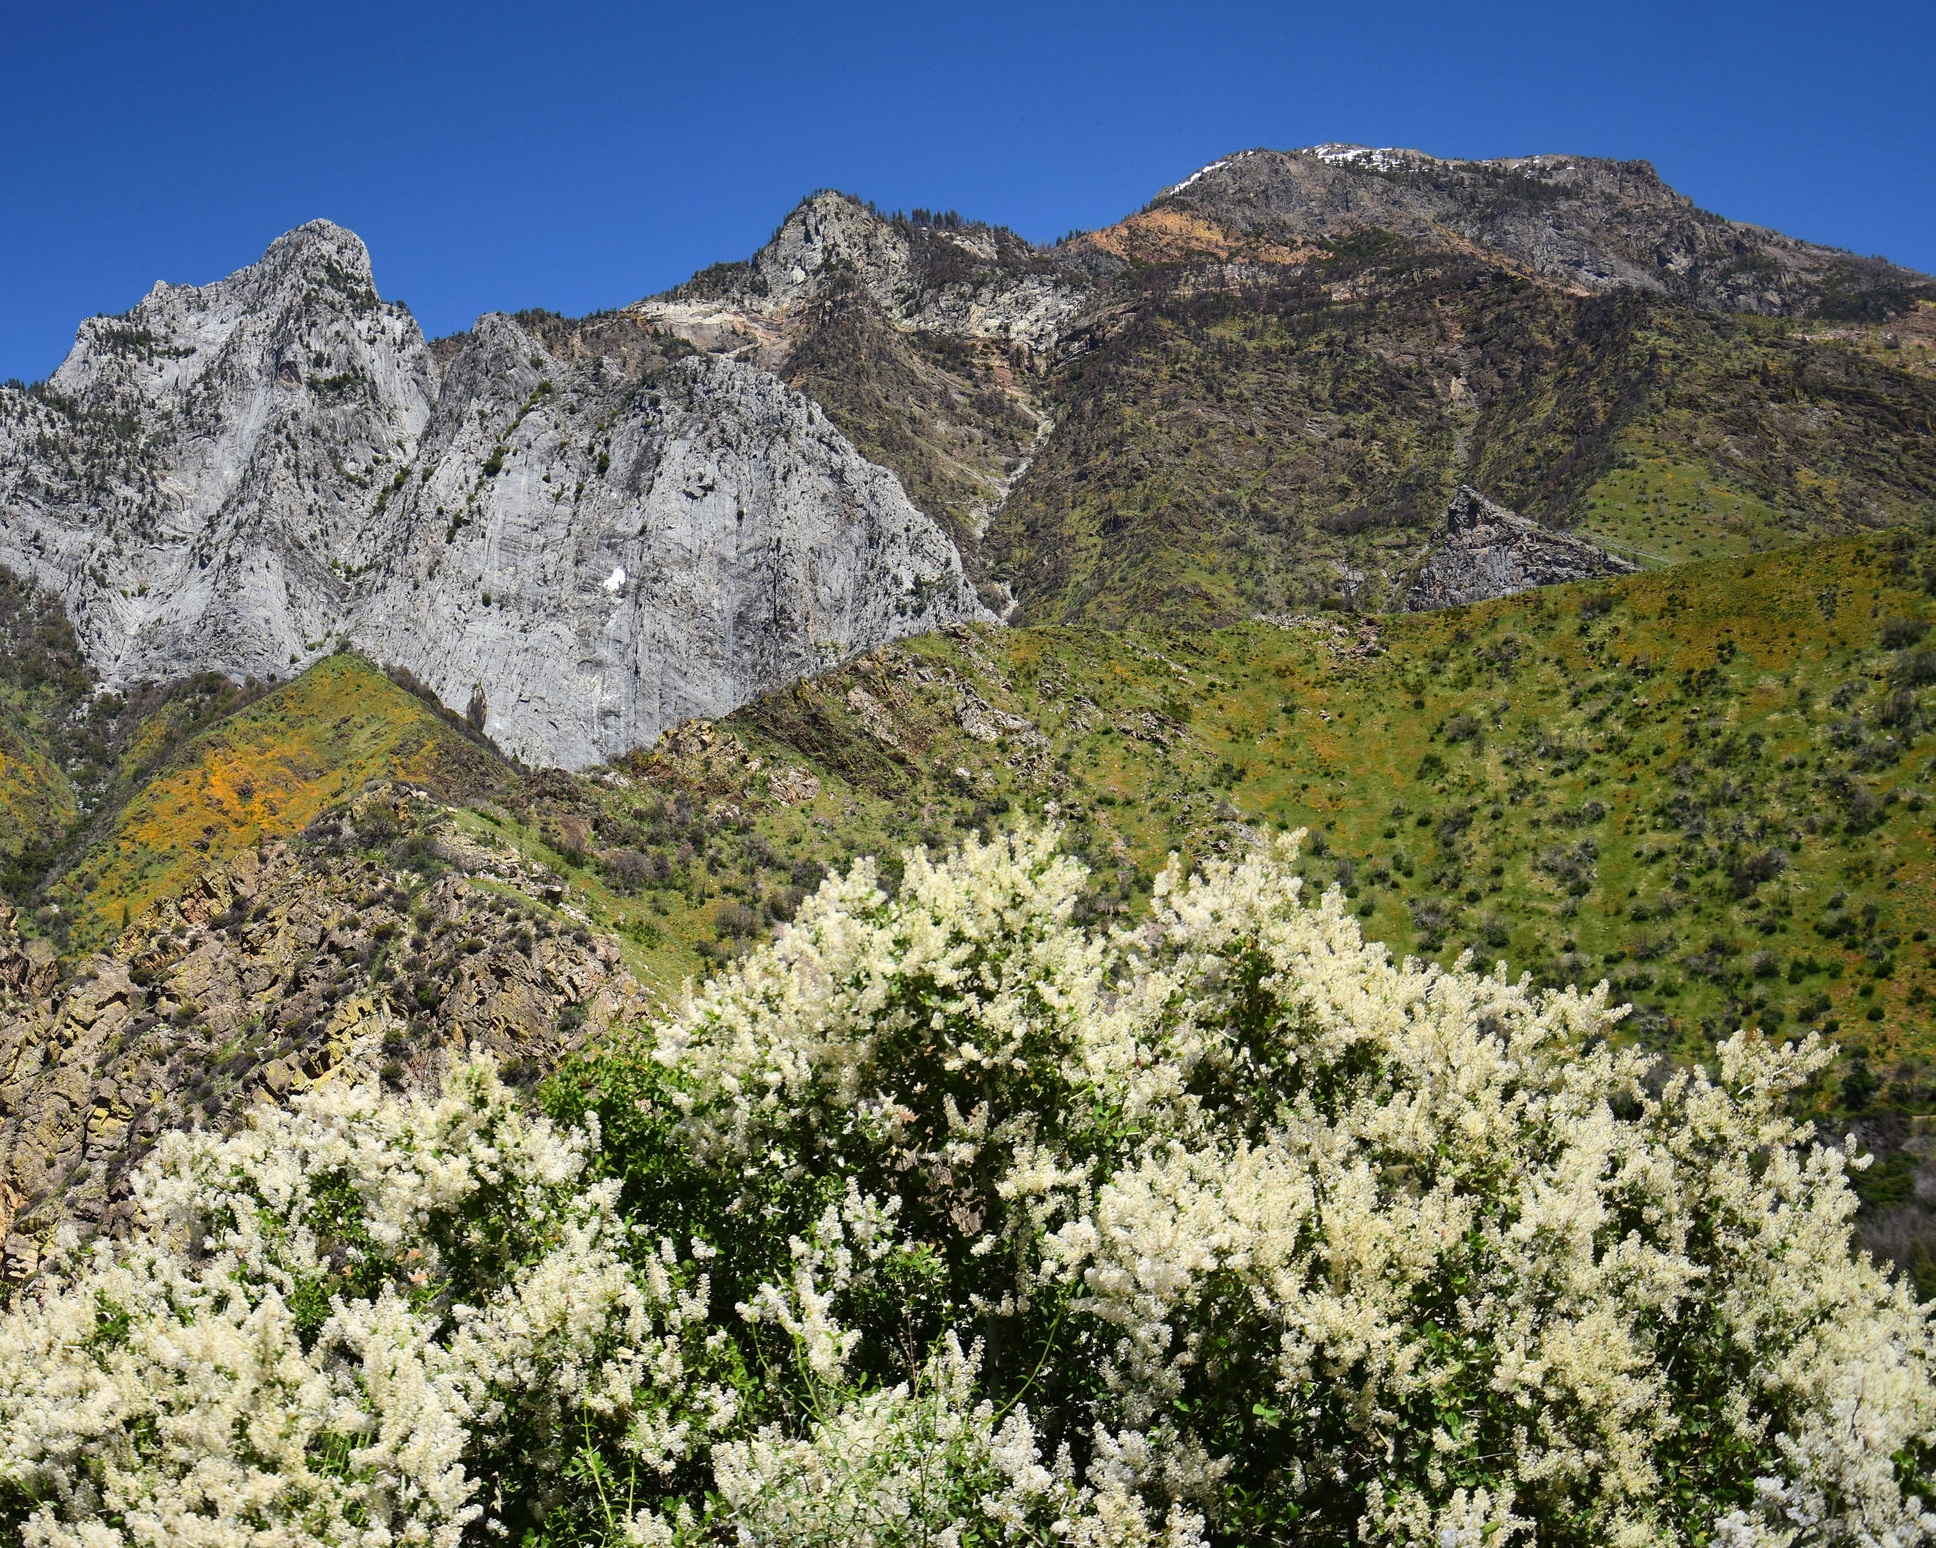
8,524,1933,1283
507,526,1936,1075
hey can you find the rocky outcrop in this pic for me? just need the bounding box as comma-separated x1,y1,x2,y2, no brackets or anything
1158,147,1935,318
0,222,991,770
0,904,57,1003
0,223,438,685
353,326,989,767
1405,486,1637,611
0,786,646,1273
641,191,1088,367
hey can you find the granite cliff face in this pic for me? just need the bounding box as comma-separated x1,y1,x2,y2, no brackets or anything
354,315,989,768
0,222,989,768
1406,485,1638,611
0,223,436,685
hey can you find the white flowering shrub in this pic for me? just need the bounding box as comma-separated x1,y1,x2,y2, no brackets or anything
556,828,1936,1547
4,827,1934,1547
0,1063,732,1548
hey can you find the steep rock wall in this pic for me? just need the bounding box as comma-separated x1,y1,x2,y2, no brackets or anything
0,223,990,768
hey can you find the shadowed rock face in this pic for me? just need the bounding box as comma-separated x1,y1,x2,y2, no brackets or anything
1406,486,1637,612
0,221,990,769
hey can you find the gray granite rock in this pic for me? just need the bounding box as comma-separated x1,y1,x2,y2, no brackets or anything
1405,486,1637,611
0,221,990,768
353,317,991,767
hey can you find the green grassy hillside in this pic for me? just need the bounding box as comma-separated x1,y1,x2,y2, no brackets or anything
12,526,1933,1274
982,239,1936,624
42,530,1929,1088
0,570,86,886
496,530,1935,1093
0,570,273,902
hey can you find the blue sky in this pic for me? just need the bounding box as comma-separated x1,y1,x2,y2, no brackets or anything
3,0,1931,382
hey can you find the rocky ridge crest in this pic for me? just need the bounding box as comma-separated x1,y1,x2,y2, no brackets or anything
641,191,1087,367
1155,146,1935,317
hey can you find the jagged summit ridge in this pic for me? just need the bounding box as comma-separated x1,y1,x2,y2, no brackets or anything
639,190,1086,365
0,222,989,768
1,217,439,684
1153,145,1934,315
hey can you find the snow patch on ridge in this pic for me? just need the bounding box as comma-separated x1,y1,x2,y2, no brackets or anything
1308,144,1431,171
1165,151,1259,194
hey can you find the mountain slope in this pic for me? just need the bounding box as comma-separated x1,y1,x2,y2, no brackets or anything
4,525,1933,1281
0,787,644,1271
4,148,1934,764
0,224,989,769
980,241,1936,622
541,528,1936,1076
612,160,1936,630
40,652,507,953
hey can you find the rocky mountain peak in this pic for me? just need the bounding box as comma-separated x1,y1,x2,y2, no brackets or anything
261,216,377,277
1154,145,1934,317
645,191,1085,366
0,220,991,770
753,191,910,303
50,218,397,402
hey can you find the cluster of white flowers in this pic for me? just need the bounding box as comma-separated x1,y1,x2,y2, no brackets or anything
654,827,1936,1546
651,1332,1201,1548
4,826,1933,1547
0,1063,727,1548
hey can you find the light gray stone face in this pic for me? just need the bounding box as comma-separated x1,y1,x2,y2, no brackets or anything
0,221,438,684
0,221,990,768
1405,486,1638,612
354,319,990,767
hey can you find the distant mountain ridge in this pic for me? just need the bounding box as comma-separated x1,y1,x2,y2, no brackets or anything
1144,145,1932,317
2,147,1933,767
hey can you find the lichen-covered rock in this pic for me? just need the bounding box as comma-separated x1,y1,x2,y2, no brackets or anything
1405,485,1637,611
